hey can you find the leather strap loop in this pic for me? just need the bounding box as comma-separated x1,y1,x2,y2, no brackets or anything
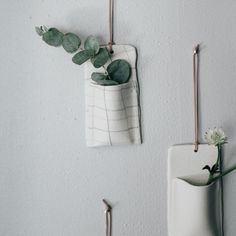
193,44,200,152
103,199,112,236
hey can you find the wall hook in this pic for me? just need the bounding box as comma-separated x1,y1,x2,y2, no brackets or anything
193,44,200,152
103,199,112,236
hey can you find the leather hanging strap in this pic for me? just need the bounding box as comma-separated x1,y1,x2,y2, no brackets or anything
193,44,200,152
108,0,114,53
103,199,112,236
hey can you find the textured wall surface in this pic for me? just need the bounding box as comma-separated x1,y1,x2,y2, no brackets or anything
1,0,236,235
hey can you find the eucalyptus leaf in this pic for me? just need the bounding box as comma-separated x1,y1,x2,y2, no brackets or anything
35,26,44,36
72,49,94,65
62,33,81,53
91,48,110,68
91,72,108,82
96,79,119,86
84,36,100,54
107,59,131,84
42,28,64,47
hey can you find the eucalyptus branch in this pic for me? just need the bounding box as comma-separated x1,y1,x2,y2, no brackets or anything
35,26,132,86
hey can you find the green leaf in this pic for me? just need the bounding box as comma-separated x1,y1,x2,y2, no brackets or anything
72,50,94,65
107,59,131,84
91,48,110,68
35,26,44,36
42,28,64,47
62,33,81,53
84,36,100,54
96,79,119,86
91,72,108,82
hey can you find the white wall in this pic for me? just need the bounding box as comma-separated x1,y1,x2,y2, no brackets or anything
1,0,236,235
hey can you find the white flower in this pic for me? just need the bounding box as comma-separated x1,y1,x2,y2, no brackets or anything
205,128,227,146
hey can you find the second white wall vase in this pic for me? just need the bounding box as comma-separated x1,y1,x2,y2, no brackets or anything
171,177,221,236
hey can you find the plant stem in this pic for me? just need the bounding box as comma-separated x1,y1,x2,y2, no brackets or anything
102,66,111,80
206,145,222,184
217,144,224,236
216,144,221,171
210,165,236,183
207,173,213,185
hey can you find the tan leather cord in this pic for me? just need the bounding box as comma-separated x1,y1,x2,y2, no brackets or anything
193,44,200,152
103,199,112,236
108,0,114,53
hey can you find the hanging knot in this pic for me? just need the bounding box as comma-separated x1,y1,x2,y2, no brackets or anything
108,42,114,54
103,199,112,211
193,44,200,54
194,142,199,152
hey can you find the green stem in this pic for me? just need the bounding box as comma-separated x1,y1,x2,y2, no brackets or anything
206,145,222,184
102,66,111,80
216,144,222,171
218,144,225,236
207,173,213,185
210,166,236,183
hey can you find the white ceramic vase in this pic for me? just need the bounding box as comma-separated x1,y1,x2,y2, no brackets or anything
170,178,221,236
85,45,142,147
